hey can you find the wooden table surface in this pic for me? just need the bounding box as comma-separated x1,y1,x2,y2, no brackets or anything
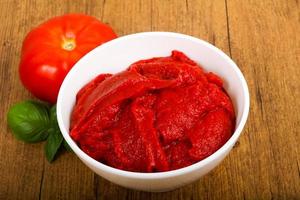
0,0,299,199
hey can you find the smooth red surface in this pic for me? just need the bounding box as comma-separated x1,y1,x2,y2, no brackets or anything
70,51,235,172
19,14,117,103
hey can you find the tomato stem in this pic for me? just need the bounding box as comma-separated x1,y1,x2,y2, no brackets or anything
62,38,76,51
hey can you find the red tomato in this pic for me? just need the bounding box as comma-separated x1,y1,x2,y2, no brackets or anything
19,14,117,103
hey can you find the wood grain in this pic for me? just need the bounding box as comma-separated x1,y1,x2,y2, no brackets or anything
0,0,299,199
227,0,300,198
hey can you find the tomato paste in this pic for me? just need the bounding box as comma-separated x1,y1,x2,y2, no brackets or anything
70,50,235,172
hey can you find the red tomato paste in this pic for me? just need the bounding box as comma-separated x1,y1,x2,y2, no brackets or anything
70,50,235,172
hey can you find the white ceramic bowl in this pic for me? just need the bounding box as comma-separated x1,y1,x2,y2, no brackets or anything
57,32,249,192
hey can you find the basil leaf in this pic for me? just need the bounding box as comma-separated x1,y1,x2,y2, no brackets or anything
45,105,70,162
45,127,63,162
50,105,73,152
49,105,59,127
7,100,50,143
63,140,72,152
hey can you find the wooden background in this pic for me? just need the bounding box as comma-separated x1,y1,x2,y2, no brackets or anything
0,0,299,199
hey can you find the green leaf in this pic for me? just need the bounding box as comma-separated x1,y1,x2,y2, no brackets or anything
50,104,73,152
45,105,64,162
63,139,72,152
7,100,50,143
49,105,58,127
45,127,63,162
8,101,70,162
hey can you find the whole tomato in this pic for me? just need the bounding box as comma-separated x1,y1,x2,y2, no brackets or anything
19,14,117,103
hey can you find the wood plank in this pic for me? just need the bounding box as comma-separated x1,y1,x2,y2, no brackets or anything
226,0,300,199
40,153,95,200
0,0,45,199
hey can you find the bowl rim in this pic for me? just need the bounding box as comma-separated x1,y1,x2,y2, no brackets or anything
57,31,250,180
